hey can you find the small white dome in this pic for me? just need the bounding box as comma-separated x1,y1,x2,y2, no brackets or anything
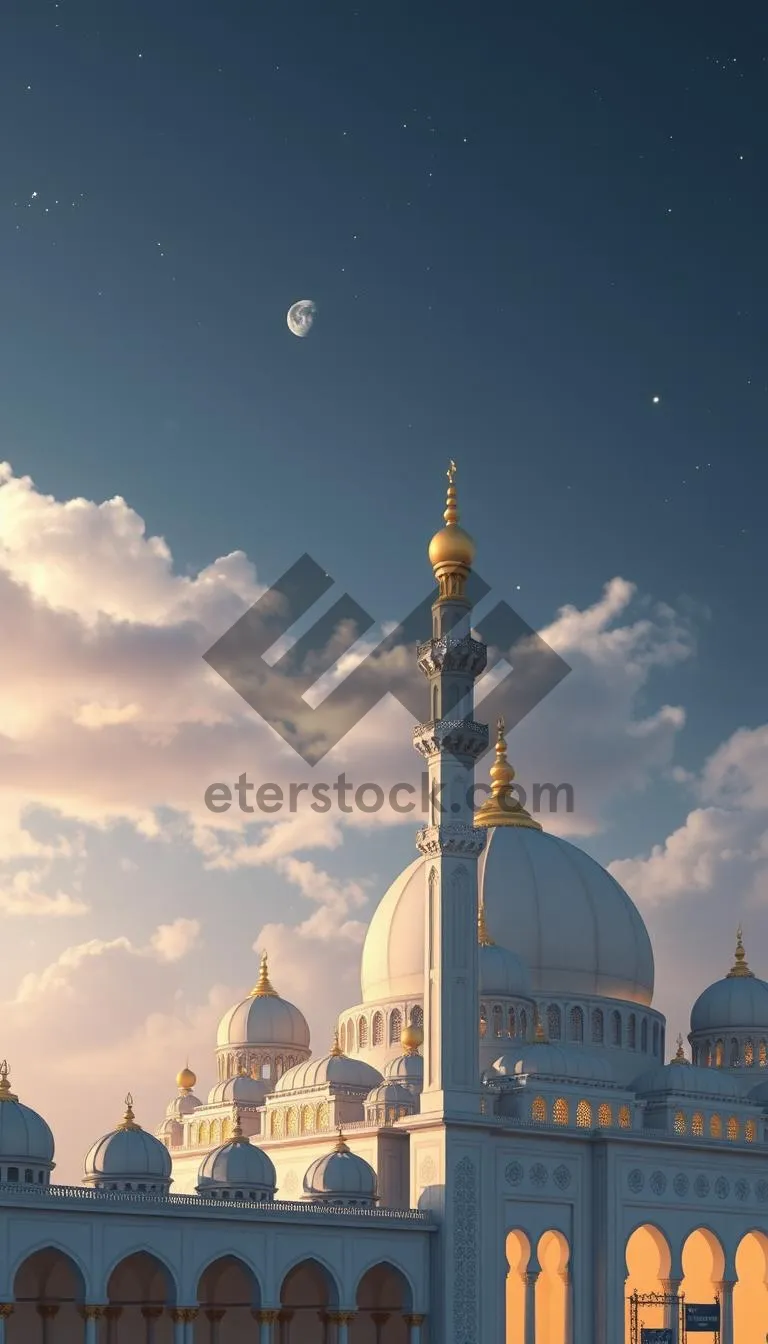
383,1051,423,1092
84,1096,172,1191
0,1063,54,1170
303,1134,377,1204
275,1039,382,1094
479,941,531,998
364,1080,415,1109
492,1042,615,1083
165,1090,201,1121
196,1119,276,1199
633,1062,745,1099
208,1073,268,1107
217,954,310,1051
690,936,768,1033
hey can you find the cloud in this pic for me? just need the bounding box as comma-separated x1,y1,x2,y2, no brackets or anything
149,918,201,962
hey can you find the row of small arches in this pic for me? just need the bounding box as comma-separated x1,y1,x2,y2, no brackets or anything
268,1102,331,1138
341,1006,423,1053
480,1005,529,1039
185,1117,234,1150
216,1053,302,1083
531,1097,632,1128
693,1038,768,1069
543,1004,662,1054
672,1111,757,1141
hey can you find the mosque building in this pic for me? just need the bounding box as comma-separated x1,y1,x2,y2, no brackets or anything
3,464,768,1343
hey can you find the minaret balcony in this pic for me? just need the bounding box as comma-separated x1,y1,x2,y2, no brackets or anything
416,822,487,857
413,718,489,760
417,635,487,679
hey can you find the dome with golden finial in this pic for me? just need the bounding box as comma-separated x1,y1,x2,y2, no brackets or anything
176,1064,197,1092
690,927,768,1034
216,951,310,1053
384,1028,424,1092
164,1064,202,1122
302,1128,378,1206
474,718,541,831
0,1060,55,1179
478,897,532,998
196,1110,276,1201
84,1094,172,1192
427,460,476,586
400,1023,423,1053
274,1029,382,1094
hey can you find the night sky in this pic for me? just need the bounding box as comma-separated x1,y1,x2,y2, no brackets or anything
1,2,768,1170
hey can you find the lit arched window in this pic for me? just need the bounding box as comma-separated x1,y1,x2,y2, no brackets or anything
715,1040,724,1067
611,1011,622,1047
272,1109,285,1138
760,1040,767,1067
519,1009,528,1038
641,1019,648,1052
210,1120,220,1145
618,1105,631,1129
358,1016,368,1048
493,1005,503,1037
479,1007,487,1038
730,1038,740,1067
727,1116,739,1141
316,1102,329,1131
339,1023,346,1052
692,1112,704,1136
553,1097,569,1125
508,1007,516,1037
598,1103,612,1127
704,1041,712,1066
652,1023,660,1056
569,1007,584,1042
548,1005,562,1040
628,1014,636,1049
199,1120,210,1146
746,1118,757,1142
745,1039,754,1067
191,1124,200,1146
287,1107,298,1136
301,1105,314,1134
532,1095,547,1123
591,1009,604,1044
346,1019,355,1051
221,1119,231,1142
710,1114,723,1138
576,1099,592,1128
389,1008,402,1045
372,1012,384,1046
674,1110,686,1135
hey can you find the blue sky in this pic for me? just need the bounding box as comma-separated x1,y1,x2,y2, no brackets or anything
1,0,767,1178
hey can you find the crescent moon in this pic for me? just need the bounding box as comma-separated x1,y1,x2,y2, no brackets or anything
287,299,317,338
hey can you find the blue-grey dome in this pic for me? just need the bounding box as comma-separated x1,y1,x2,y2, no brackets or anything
303,1134,377,1205
383,1050,423,1092
196,1122,276,1199
479,939,532,998
84,1096,172,1191
0,1064,54,1171
208,1073,268,1107
632,1062,744,1099
690,937,768,1033
364,1080,415,1110
491,1041,615,1083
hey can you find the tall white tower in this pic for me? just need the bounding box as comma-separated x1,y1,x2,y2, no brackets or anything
413,461,488,1117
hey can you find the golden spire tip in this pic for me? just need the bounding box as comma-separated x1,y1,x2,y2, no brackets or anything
330,1028,343,1057
335,1125,349,1153
251,948,278,997
477,901,495,946
119,1092,140,1130
0,1059,18,1102
727,924,754,978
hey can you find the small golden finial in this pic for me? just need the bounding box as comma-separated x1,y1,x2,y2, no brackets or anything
428,460,476,597
477,901,495,946
330,1028,344,1057
232,1109,246,1142
0,1060,18,1103
533,1010,547,1044
334,1125,350,1153
176,1063,197,1092
474,717,542,831
672,1034,690,1065
727,925,754,979
119,1093,140,1131
400,1023,423,1054
250,950,278,998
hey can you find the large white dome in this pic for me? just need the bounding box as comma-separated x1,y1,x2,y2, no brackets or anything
217,953,310,1051
360,828,654,1006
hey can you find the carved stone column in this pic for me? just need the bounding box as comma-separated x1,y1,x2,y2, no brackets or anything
327,1312,355,1344
142,1304,164,1344
205,1307,225,1343
80,1304,105,1344
661,1278,682,1344
403,1313,426,1344
38,1304,60,1344
104,1304,123,1344
170,1307,189,1344
715,1280,734,1344
184,1307,199,1343
524,1271,539,1344
560,1269,573,1344
277,1308,294,1344
253,1308,280,1344
0,1305,13,1344
371,1311,391,1344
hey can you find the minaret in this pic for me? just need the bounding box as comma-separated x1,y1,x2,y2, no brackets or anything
414,461,488,1115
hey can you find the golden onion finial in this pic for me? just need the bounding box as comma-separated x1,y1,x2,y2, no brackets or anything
427,460,476,596
232,1109,246,1142
335,1126,350,1154
176,1063,197,1092
400,1023,424,1054
0,1060,18,1103
671,1034,690,1065
727,925,754,979
477,901,495,947
119,1093,140,1131
330,1028,344,1057
473,718,542,831
250,950,278,998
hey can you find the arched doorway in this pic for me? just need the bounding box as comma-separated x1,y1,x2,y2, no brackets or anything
624,1225,672,1344
11,1247,86,1342
734,1230,768,1344
279,1258,340,1344
680,1228,724,1325
536,1230,571,1344
107,1250,176,1343
506,1229,533,1344
196,1256,261,1341
352,1262,412,1342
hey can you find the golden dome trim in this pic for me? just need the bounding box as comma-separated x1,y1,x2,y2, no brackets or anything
0,1060,18,1103
334,1126,350,1154
428,460,476,597
250,950,279,998
473,717,542,831
232,1109,247,1143
726,925,754,979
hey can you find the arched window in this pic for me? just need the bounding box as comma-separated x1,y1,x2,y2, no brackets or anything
745,1038,754,1067
628,1014,636,1049
410,1005,423,1029
591,1009,604,1044
618,1105,631,1129
372,1012,384,1046
287,1107,298,1137
389,1008,402,1045
210,1120,221,1146
692,1112,704,1136
727,1116,739,1141
553,1097,569,1125
611,1011,622,1047
710,1114,723,1138
704,1041,712,1067
519,1009,528,1038
301,1104,314,1134
346,1019,355,1051
339,1023,346,1052
641,1019,648,1052
221,1118,231,1142
760,1040,767,1067
479,1006,487,1038
358,1016,368,1048
569,1007,584,1042
261,1060,271,1080
746,1118,757,1142
199,1120,210,1146
547,1005,562,1040
715,1039,724,1067
531,1095,547,1123
493,1005,503,1037
652,1022,659,1056
730,1038,740,1067
576,1099,592,1128
598,1103,612,1127
674,1110,686,1135
508,1006,516,1037
316,1102,329,1131
692,1044,699,1066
